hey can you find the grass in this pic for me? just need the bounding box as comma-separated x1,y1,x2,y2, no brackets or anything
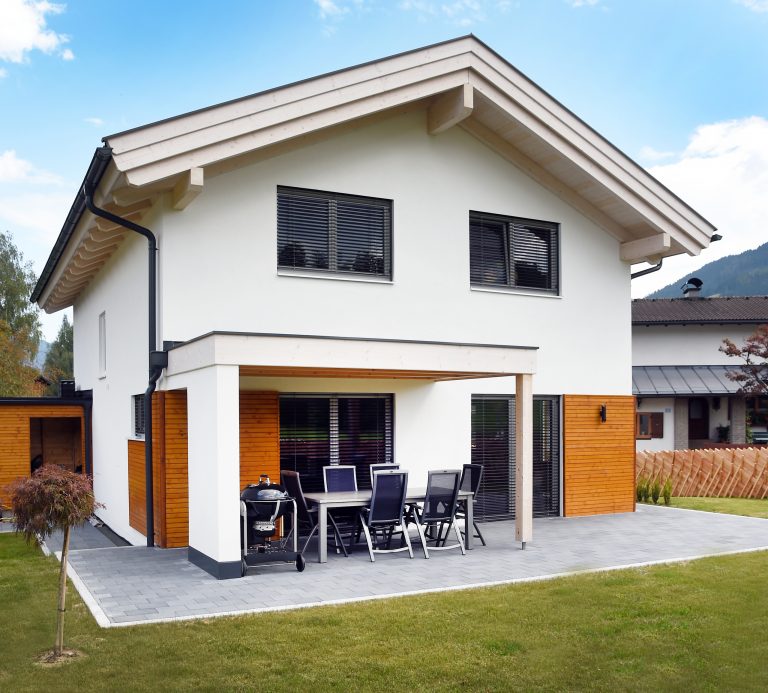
670,497,768,519
2,535,768,692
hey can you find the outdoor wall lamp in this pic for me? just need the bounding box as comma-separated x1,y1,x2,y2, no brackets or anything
600,404,607,423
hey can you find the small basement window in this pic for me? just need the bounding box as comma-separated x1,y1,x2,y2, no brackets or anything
636,412,663,439
132,394,146,439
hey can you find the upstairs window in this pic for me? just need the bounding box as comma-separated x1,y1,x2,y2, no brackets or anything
470,212,559,293
277,186,392,279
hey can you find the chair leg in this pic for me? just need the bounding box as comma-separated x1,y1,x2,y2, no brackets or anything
401,521,414,559
301,524,318,556
452,518,466,555
328,515,349,558
415,520,429,559
474,520,487,547
361,522,375,562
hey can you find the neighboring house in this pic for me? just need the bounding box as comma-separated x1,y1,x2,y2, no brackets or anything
30,37,714,579
633,283,768,451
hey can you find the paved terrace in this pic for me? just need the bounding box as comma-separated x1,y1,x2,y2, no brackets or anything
39,505,768,628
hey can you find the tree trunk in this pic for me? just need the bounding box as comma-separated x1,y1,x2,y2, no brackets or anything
55,525,70,656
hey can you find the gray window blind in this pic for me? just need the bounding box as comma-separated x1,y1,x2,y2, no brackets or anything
470,212,559,292
277,187,392,278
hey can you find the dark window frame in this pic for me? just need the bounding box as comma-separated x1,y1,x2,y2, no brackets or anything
132,394,145,439
636,412,663,439
469,211,560,294
277,186,393,280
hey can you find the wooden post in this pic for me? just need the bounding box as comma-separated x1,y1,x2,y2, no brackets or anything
55,524,70,656
515,374,533,549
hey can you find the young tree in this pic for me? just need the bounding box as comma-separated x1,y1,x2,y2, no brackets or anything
0,231,41,395
720,325,768,393
6,466,100,661
43,315,73,396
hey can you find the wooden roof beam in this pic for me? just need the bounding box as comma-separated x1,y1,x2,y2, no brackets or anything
620,233,671,263
172,167,204,210
428,83,473,135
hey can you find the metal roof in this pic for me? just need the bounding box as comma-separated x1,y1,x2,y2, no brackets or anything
632,296,768,325
632,365,741,396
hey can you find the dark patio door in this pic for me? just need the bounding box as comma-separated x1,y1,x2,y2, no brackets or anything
471,395,560,521
688,397,710,439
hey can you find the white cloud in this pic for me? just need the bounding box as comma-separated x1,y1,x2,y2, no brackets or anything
735,0,768,13
0,149,63,185
313,0,348,20
567,0,600,7
632,117,768,297
84,116,104,127
638,145,677,163
0,0,72,64
399,0,490,25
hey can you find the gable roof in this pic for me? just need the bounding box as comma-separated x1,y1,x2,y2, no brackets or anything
33,35,716,313
632,296,768,325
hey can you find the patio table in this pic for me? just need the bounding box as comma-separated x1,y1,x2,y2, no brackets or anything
304,487,474,563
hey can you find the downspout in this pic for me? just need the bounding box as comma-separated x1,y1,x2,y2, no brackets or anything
630,258,663,280
83,183,163,548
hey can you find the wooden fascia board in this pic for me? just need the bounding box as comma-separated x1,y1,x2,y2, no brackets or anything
466,45,715,241
472,77,707,255
107,38,480,153
462,119,632,242
111,56,474,174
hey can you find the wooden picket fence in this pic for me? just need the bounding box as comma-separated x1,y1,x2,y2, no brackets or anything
636,447,768,499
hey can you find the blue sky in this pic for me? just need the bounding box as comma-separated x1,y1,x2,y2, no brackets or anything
1,0,767,339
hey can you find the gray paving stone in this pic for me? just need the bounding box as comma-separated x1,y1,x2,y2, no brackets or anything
55,505,768,627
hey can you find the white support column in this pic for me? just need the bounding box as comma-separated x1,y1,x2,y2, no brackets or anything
186,364,241,578
515,373,533,548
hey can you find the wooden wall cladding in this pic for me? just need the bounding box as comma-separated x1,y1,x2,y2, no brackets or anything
563,395,636,517
0,404,85,505
239,391,280,490
127,391,189,547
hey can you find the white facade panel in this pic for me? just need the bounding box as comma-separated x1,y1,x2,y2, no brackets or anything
632,324,756,367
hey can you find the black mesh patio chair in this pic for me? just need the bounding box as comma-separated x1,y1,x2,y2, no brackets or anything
409,469,465,558
358,469,413,562
368,463,399,488
323,465,360,549
451,463,486,547
280,470,349,558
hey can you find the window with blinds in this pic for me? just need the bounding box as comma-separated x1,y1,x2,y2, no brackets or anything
277,186,392,279
132,394,145,439
471,395,560,521
279,394,393,493
469,212,559,293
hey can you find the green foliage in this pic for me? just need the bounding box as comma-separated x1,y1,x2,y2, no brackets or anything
715,424,730,443
636,476,648,503
6,465,99,544
651,479,661,504
0,231,41,396
42,315,73,396
648,241,768,298
662,479,672,506
720,325,768,395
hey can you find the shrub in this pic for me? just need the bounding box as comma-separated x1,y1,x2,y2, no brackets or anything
6,466,101,660
662,478,672,506
636,476,649,503
651,479,661,504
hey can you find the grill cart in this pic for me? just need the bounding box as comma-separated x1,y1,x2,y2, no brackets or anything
240,475,305,575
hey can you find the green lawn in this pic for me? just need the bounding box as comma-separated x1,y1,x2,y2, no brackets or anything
2,534,767,692
670,497,768,519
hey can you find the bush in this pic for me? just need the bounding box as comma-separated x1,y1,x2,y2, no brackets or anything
662,478,672,506
651,479,661,505
636,476,649,503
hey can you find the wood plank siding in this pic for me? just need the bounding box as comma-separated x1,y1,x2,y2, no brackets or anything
0,404,86,505
239,391,280,488
563,395,636,517
127,391,189,547
126,390,279,547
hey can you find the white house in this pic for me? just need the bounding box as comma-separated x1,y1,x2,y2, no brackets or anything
633,283,768,452
31,37,714,579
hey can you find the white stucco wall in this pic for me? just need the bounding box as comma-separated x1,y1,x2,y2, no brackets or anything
635,397,675,452
73,210,162,546
72,109,634,546
158,110,631,397
632,324,756,366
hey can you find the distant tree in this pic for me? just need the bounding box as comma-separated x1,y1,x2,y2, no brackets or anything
0,231,41,395
7,466,101,661
43,315,73,396
720,325,768,394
